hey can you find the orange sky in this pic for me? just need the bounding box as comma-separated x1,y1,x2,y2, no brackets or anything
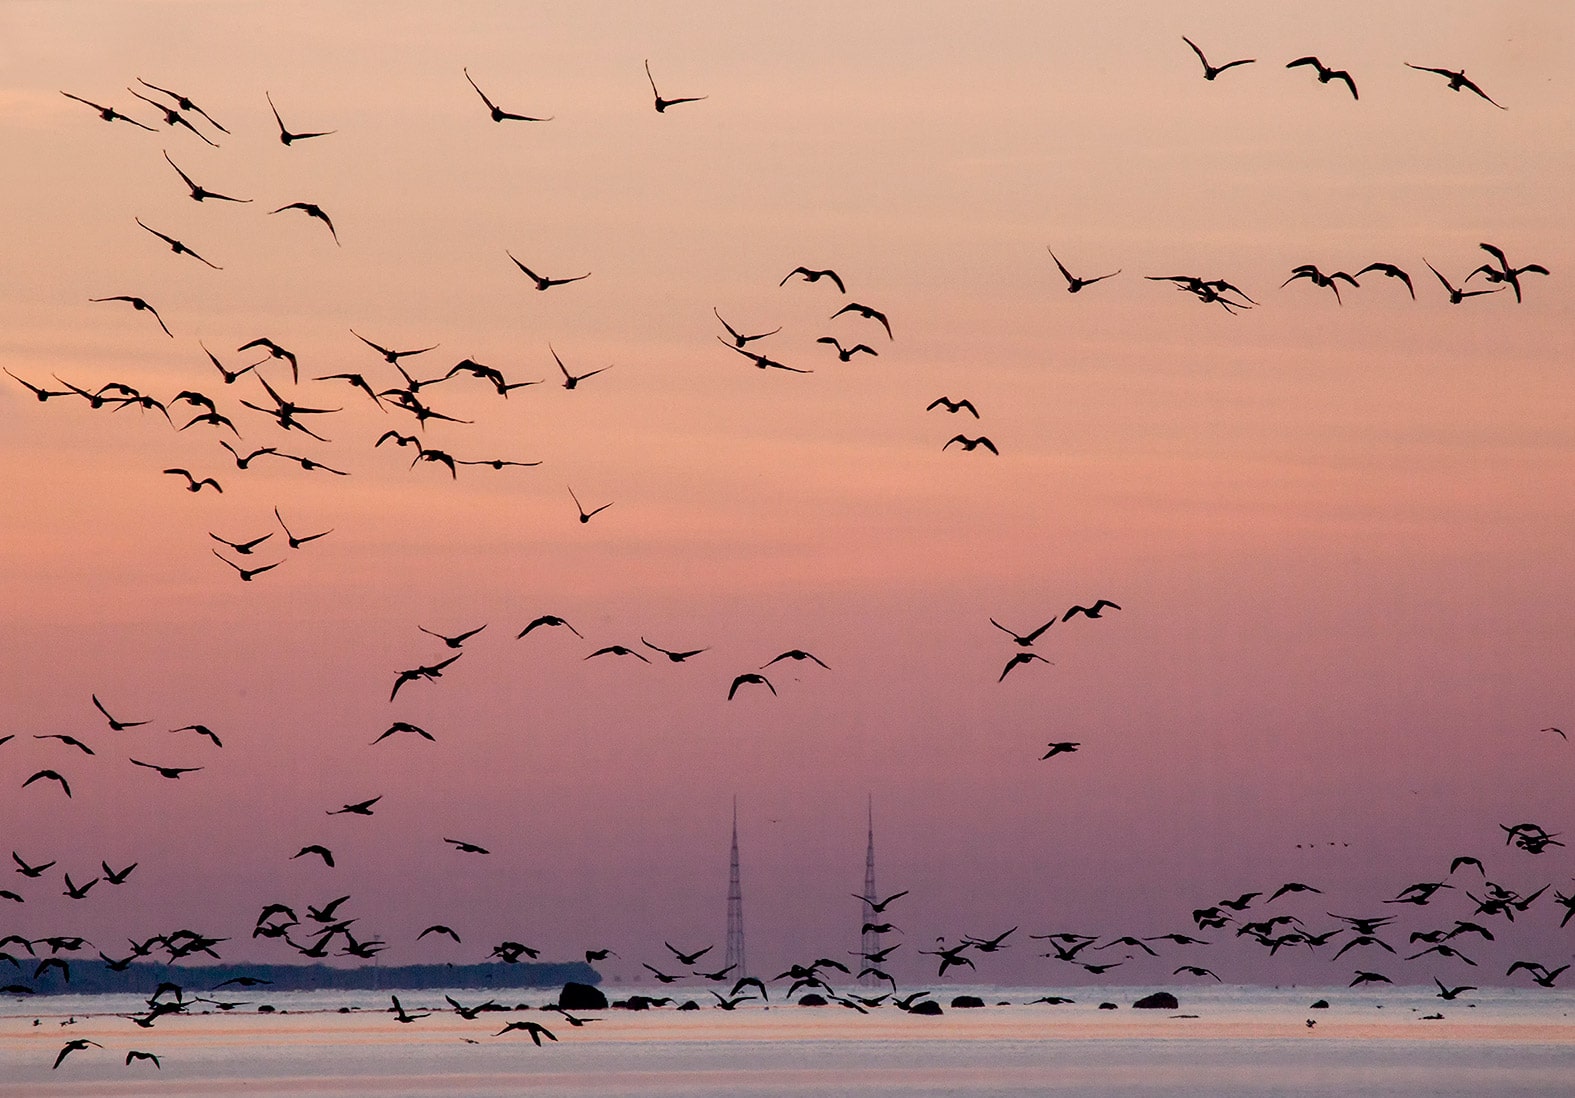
2,2,1572,988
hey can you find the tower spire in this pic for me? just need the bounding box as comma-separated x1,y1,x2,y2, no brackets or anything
860,793,880,980
725,796,746,979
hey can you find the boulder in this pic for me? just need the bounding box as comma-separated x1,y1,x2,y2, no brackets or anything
1309,999,1329,1010
796,993,829,1006
950,995,986,1008
558,982,607,1011
907,999,944,1015
1097,1002,1118,1010
677,1000,700,1010
1132,992,1179,1010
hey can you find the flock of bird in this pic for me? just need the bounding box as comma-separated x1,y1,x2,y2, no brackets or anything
3,26,1568,1078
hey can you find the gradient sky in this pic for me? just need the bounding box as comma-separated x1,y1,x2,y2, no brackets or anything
2,2,1572,989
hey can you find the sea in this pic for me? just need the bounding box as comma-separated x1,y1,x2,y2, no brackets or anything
3,983,1572,1096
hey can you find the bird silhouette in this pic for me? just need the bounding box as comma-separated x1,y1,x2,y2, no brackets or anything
4,369,73,402
271,202,339,245
52,1038,103,1069
991,617,1054,646
816,336,878,361
1283,265,1359,304
642,638,708,663
926,396,979,418
1182,37,1255,81
551,345,610,388
1353,262,1415,299
1425,260,1501,304
390,653,461,701
210,532,273,556
328,796,381,816
586,644,649,663
1063,600,1121,620
125,1049,161,1068
136,218,222,268
22,770,71,797
62,873,98,900
1405,63,1505,109
761,649,829,670
508,252,588,290
137,77,227,132
781,267,846,293
568,486,613,523
130,758,202,779
1468,243,1548,303
999,652,1051,681
444,838,490,854
857,890,910,913
830,302,892,339
237,336,299,382
518,615,583,639
419,624,486,648
721,339,812,373
714,308,782,347
60,91,154,129
1040,742,1079,760
390,994,428,1023
292,845,335,867
495,1019,557,1044
211,551,278,581
127,86,218,144
944,435,998,454
1048,249,1120,292
728,672,775,699
645,59,706,112
1286,56,1358,100
92,694,148,731
88,295,172,336
275,509,333,549
35,733,94,755
464,68,552,122
267,91,334,144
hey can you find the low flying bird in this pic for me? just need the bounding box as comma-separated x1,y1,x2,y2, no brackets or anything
60,90,155,129
52,1038,103,1069
137,77,228,132
714,308,782,346
816,336,878,361
275,509,333,549
1349,970,1391,987
507,252,589,291
667,942,714,966
135,218,221,268
642,638,708,663
444,838,490,854
267,90,334,144
551,345,610,388
926,396,979,418
271,202,339,244
1353,262,1415,299
1434,977,1476,1000
211,551,278,581
1283,265,1359,304
1063,600,1121,620
1267,882,1322,902
728,672,775,699
129,758,202,779
721,339,811,373
1405,63,1505,109
92,694,148,731
780,267,846,293
943,435,998,454
1182,37,1255,81
1425,260,1501,304
761,649,829,670
645,59,706,112
518,615,583,639
464,67,552,122
127,87,218,144
568,485,613,523
1040,742,1080,760
125,1049,161,1068
991,617,1054,646
419,925,462,943
999,652,1051,681
1468,242,1548,303
1175,965,1222,980
445,994,498,1019
391,994,428,1023
495,1019,557,1044
292,845,335,867
1048,249,1120,292
328,796,382,816
420,624,486,648
830,301,892,338
1287,56,1358,99
88,295,172,336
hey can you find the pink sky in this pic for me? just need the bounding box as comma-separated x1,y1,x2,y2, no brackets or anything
2,2,1572,988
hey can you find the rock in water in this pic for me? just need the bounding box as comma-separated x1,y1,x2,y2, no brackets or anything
907,999,944,1015
951,995,986,1008
1133,992,1179,1010
559,981,607,1011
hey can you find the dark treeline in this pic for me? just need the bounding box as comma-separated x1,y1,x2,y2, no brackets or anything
17,959,598,997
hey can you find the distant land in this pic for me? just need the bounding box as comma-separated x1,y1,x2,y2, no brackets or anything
10,960,600,997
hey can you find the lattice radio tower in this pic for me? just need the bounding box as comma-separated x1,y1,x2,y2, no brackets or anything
859,794,880,980
724,796,746,979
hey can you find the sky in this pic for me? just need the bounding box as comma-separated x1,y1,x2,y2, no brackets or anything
2,2,1572,991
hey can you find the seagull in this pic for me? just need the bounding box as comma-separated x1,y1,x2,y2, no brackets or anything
88,295,172,336
780,267,846,293
990,617,1054,646
645,59,706,112
926,396,979,418
1182,37,1255,81
943,435,998,454
271,202,339,245
728,673,775,699
508,253,588,291
1048,250,1120,292
998,652,1051,681
136,218,222,268
1286,56,1358,100
464,68,552,122
830,302,892,339
1405,63,1506,109
266,90,334,144
568,486,612,523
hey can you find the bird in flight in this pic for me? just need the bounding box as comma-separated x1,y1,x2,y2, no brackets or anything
1468,243,1548,303
728,672,776,699
127,86,218,145
444,838,490,854
1405,63,1505,109
586,644,649,662
518,615,583,639
125,1050,161,1068
420,624,486,648
60,90,154,129
816,336,878,361
645,59,706,112
926,396,979,418
137,77,228,132
372,721,434,745
1282,264,1360,304
495,1019,557,1044
508,253,589,291
292,845,335,867
211,551,279,581
266,91,334,144
1182,37,1255,81
272,202,340,245
761,649,829,670
999,652,1051,681
1353,262,1415,299
831,302,892,339
642,638,708,663
89,295,172,336
464,68,552,122
568,485,613,523
237,336,299,382
52,1038,103,1069
857,890,909,913
210,532,273,556
1425,260,1501,304
1063,600,1121,620
23,770,72,797
352,329,437,365
163,151,249,203
130,759,202,779
4,369,73,402
943,435,998,454
781,267,846,293
991,617,1053,646
551,345,610,389
1040,742,1080,759
1286,56,1358,100
93,694,148,731
275,508,333,549
1048,250,1120,292
390,653,461,701
721,339,811,373
329,796,382,816
136,218,222,268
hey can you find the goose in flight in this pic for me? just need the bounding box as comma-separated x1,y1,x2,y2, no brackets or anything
137,77,228,132
89,295,172,336
518,615,582,639
419,624,486,648
136,218,222,268
1425,260,1501,304
645,59,706,112
816,336,878,361
1048,249,1120,292
990,617,1053,646
551,345,609,388
211,551,278,581
926,396,979,418
943,435,998,454
93,694,148,731
266,90,334,144
1354,262,1415,299
642,638,708,662
714,308,781,347
130,758,202,779
60,91,154,129
998,652,1051,681
830,302,892,339
780,267,845,293
728,672,775,699
1182,37,1255,81
1286,56,1358,100
464,68,552,122
509,253,588,290
568,486,613,523
761,649,829,670
1405,63,1505,109
1468,242,1548,303
272,202,339,244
